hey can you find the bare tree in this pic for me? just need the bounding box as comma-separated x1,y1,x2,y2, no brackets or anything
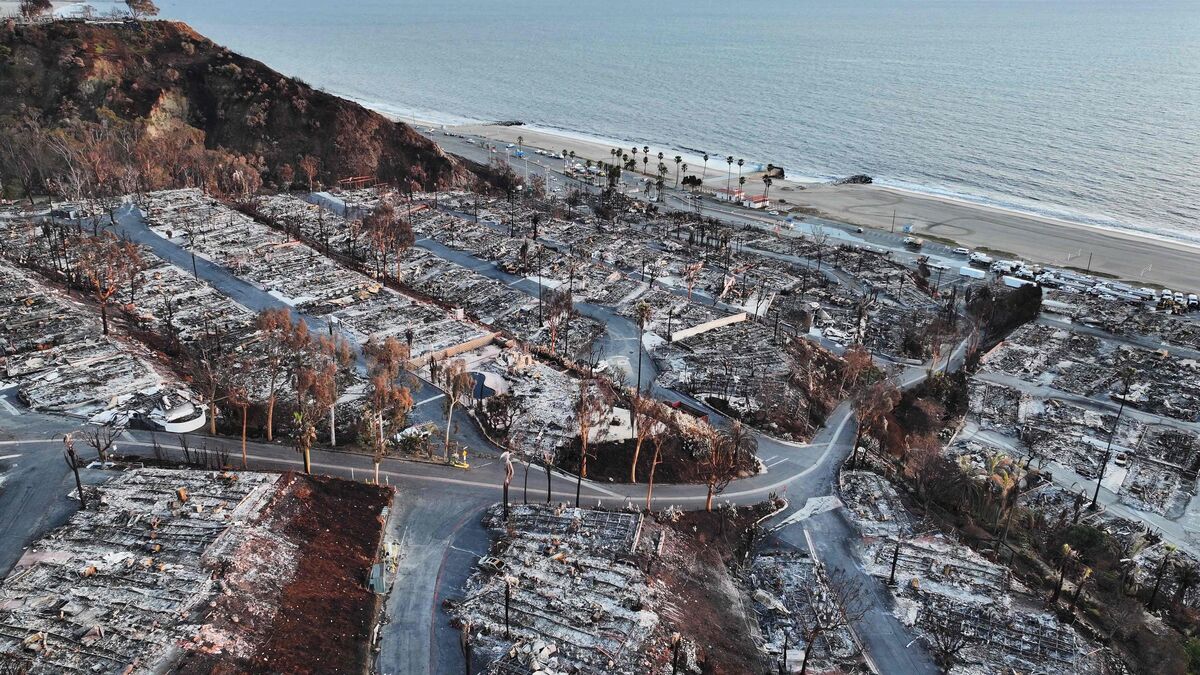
441,359,473,461
839,344,873,398
224,363,253,469
19,0,53,20
292,364,335,474
297,155,319,192
254,308,293,441
76,232,141,335
543,289,573,355
644,419,669,511
848,379,900,470
125,0,159,19
318,334,357,447
683,262,703,302
919,609,976,674
574,376,613,507
62,433,86,509
629,396,660,483
82,423,119,464
794,567,868,675
702,422,750,511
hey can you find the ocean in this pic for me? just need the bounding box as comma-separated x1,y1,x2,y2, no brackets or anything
157,0,1200,244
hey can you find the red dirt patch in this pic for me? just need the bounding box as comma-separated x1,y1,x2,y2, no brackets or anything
648,507,776,674
561,437,758,485
254,473,392,674
176,472,392,675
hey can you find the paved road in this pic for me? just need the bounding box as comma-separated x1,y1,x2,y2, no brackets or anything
0,391,123,578
1037,313,1200,362
11,185,964,673
974,370,1200,434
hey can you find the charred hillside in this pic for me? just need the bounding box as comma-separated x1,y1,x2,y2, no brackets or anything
0,19,472,191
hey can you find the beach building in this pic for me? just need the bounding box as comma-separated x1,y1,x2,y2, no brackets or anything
743,194,771,209
715,187,745,203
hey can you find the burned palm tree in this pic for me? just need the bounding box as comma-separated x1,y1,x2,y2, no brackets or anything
62,433,86,509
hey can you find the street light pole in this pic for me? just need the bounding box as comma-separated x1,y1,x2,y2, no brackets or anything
1091,369,1134,510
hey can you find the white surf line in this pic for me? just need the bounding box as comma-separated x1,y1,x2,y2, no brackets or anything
0,396,20,416
0,454,22,461
414,393,445,406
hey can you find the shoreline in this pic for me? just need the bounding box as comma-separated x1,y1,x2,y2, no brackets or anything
388,111,1198,289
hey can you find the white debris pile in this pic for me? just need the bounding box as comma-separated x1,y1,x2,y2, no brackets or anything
0,264,197,421
255,193,356,252
747,551,861,673
478,349,581,459
866,534,1010,605
839,470,916,538
450,505,656,675
912,592,1086,674
141,189,376,308
866,531,1099,674
0,469,284,673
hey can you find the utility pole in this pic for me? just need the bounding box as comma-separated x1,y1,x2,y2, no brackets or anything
1092,369,1134,510
889,539,901,585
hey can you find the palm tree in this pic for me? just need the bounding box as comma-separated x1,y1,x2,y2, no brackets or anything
738,176,746,197
680,163,688,185
736,158,745,186
702,153,709,179
762,175,774,200
517,135,524,154
1149,544,1178,609
643,155,649,176
725,156,734,191
1050,544,1078,605
631,146,638,171
1173,562,1200,607
674,155,682,187
1070,566,1092,615
634,301,652,395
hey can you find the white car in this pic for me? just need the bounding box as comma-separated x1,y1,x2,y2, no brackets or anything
768,210,780,216
953,247,970,255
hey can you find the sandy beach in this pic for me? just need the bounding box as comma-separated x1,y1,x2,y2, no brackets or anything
426,120,1200,291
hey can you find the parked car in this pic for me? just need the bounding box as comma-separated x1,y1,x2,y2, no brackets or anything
953,247,970,255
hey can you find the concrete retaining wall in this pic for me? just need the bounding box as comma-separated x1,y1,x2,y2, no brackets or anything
670,312,748,343
407,332,499,368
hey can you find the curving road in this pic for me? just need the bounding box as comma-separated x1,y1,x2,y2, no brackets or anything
0,188,974,674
